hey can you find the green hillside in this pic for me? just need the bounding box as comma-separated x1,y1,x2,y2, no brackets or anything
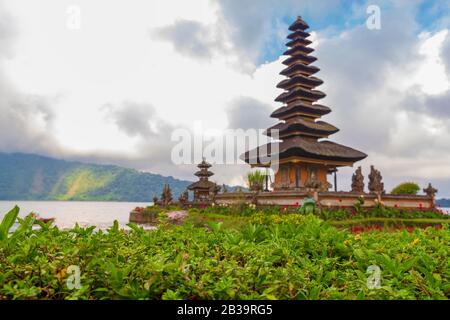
0,153,192,201
436,199,450,208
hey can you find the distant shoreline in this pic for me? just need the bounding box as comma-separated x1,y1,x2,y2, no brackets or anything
0,200,153,203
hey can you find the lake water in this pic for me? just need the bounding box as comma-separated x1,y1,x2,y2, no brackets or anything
0,201,152,230
0,201,449,230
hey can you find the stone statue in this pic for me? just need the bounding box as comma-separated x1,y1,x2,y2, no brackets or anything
222,184,228,193
233,186,243,193
423,183,438,198
319,181,332,192
178,189,189,204
209,185,220,202
368,165,385,194
305,170,321,190
351,166,365,193
160,184,173,206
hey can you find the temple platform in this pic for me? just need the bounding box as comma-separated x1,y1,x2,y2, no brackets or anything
214,191,435,210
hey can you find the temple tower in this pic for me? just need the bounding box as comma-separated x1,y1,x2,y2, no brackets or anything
187,158,220,203
242,16,367,191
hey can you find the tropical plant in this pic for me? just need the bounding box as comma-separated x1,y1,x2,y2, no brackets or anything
0,206,19,242
246,170,266,191
1,206,449,300
391,182,420,195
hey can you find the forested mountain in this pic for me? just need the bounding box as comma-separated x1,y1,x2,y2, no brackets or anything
436,199,450,208
0,153,192,201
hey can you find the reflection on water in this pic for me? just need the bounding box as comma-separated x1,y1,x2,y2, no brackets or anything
0,201,152,230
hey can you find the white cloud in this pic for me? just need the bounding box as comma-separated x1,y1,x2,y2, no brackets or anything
0,0,449,197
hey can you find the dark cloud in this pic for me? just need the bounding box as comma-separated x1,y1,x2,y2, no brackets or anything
103,101,157,138
423,93,450,119
0,3,61,155
153,19,225,60
215,0,371,64
100,100,194,176
0,80,60,154
313,4,423,153
226,96,274,130
0,1,16,58
397,34,450,120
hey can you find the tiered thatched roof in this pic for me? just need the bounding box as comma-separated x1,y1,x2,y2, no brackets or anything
188,158,218,191
241,16,367,166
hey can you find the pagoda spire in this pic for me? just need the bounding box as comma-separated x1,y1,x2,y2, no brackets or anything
271,17,332,137
195,157,214,181
188,158,220,203
241,16,367,191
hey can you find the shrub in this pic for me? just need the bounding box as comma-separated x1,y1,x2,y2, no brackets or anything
247,170,266,191
1,207,449,300
391,182,420,195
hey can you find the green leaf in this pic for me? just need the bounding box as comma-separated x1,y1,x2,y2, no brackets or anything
0,206,20,241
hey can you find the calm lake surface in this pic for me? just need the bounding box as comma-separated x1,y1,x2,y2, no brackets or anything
0,201,152,229
0,201,448,230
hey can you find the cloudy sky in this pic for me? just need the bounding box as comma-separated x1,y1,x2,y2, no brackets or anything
0,0,450,197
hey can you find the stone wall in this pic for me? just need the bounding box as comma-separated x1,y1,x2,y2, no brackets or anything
214,191,434,209
129,210,158,224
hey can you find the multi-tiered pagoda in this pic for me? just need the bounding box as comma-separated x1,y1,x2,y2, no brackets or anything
242,16,367,191
188,158,220,202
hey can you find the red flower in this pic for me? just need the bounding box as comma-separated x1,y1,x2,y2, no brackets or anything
342,205,347,209
338,199,343,203
294,202,299,207
394,204,398,208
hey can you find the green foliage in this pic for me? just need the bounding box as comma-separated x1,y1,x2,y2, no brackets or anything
0,152,191,201
0,206,449,300
247,170,266,191
391,182,421,195
202,204,447,221
0,206,19,242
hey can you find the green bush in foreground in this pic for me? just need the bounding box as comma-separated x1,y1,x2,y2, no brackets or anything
0,206,449,300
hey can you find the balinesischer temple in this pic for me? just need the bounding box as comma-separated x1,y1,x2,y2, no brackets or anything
149,16,438,212
242,16,367,192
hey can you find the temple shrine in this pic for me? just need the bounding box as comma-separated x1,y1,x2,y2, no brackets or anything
242,16,367,192
145,16,437,212
187,158,220,203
